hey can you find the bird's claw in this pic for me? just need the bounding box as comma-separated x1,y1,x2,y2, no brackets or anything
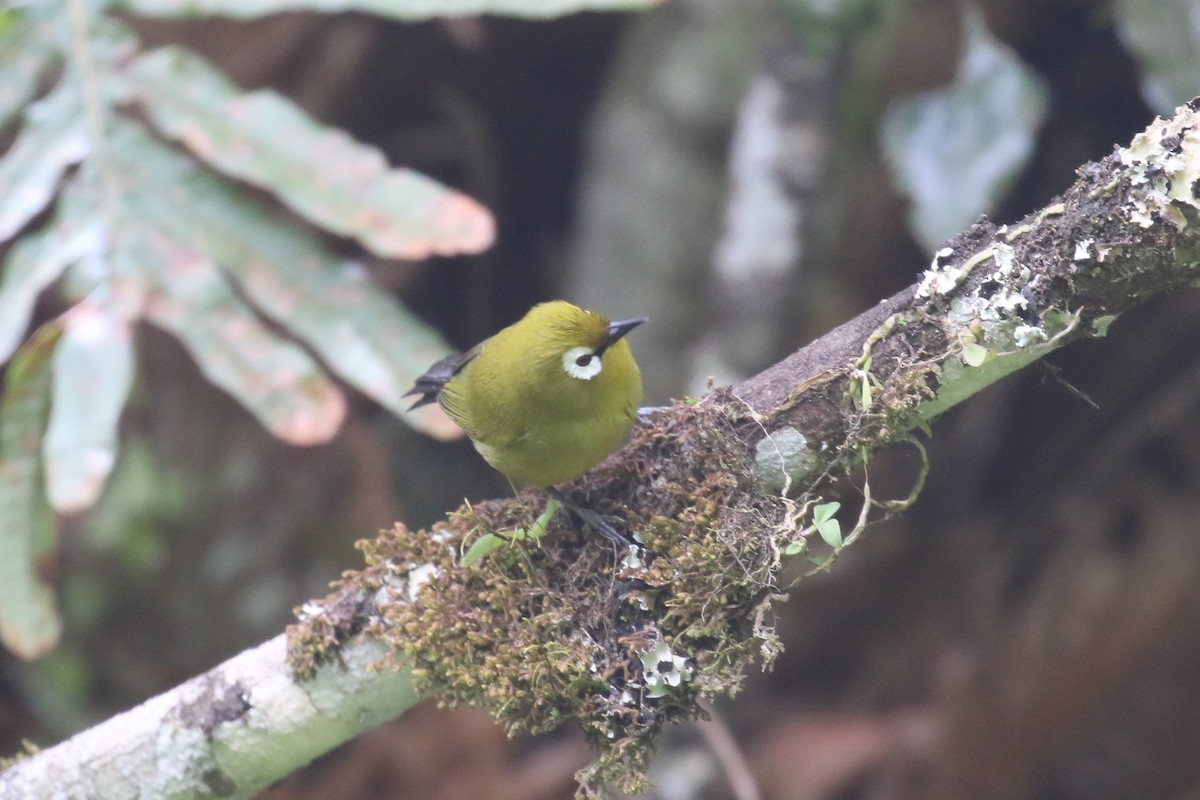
575,508,634,547
547,488,636,547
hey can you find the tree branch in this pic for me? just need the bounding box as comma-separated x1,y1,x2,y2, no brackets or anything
0,635,417,799
5,100,1200,799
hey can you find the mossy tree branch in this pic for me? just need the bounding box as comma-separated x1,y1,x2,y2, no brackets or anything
4,101,1200,800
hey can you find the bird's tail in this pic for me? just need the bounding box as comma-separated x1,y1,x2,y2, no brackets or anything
403,354,463,410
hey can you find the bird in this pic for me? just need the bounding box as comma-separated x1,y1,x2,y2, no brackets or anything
406,300,646,544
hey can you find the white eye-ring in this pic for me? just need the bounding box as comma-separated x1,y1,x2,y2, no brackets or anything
563,346,603,380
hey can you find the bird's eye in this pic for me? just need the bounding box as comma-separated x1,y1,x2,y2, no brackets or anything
563,346,603,380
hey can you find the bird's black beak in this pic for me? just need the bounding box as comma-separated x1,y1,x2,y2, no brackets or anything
599,316,647,354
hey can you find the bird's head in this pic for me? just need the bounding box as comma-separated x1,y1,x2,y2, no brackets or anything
515,301,646,413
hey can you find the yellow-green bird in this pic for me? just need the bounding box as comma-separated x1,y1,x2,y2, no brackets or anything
406,301,646,542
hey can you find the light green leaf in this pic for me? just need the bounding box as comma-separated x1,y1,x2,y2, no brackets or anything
122,227,348,445
813,502,842,548
816,517,842,548
0,79,89,243
109,122,461,439
0,4,62,132
461,533,506,568
43,304,135,513
813,501,840,525
962,339,989,367
1115,0,1200,114
0,180,104,365
117,0,663,20
0,323,63,658
880,4,1048,251
126,46,494,259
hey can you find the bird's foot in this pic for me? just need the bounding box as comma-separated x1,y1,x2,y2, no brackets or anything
547,488,636,547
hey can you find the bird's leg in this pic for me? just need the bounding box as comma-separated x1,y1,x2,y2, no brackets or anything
546,487,635,547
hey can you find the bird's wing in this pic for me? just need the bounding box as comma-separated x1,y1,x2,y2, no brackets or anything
403,343,481,410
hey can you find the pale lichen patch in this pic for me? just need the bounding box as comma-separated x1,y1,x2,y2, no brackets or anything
752,426,821,494
1118,105,1200,229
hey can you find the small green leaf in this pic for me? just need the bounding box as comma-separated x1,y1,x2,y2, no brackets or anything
0,79,88,244
813,501,840,526
817,518,842,548
880,4,1048,251
461,501,559,566
813,502,843,549
519,499,560,542
860,375,872,408
122,227,347,445
962,339,990,366
461,533,506,568
784,540,806,557
0,323,64,658
43,305,135,513
127,46,494,259
117,0,664,20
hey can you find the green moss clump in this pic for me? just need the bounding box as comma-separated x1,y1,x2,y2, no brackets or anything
289,390,788,796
